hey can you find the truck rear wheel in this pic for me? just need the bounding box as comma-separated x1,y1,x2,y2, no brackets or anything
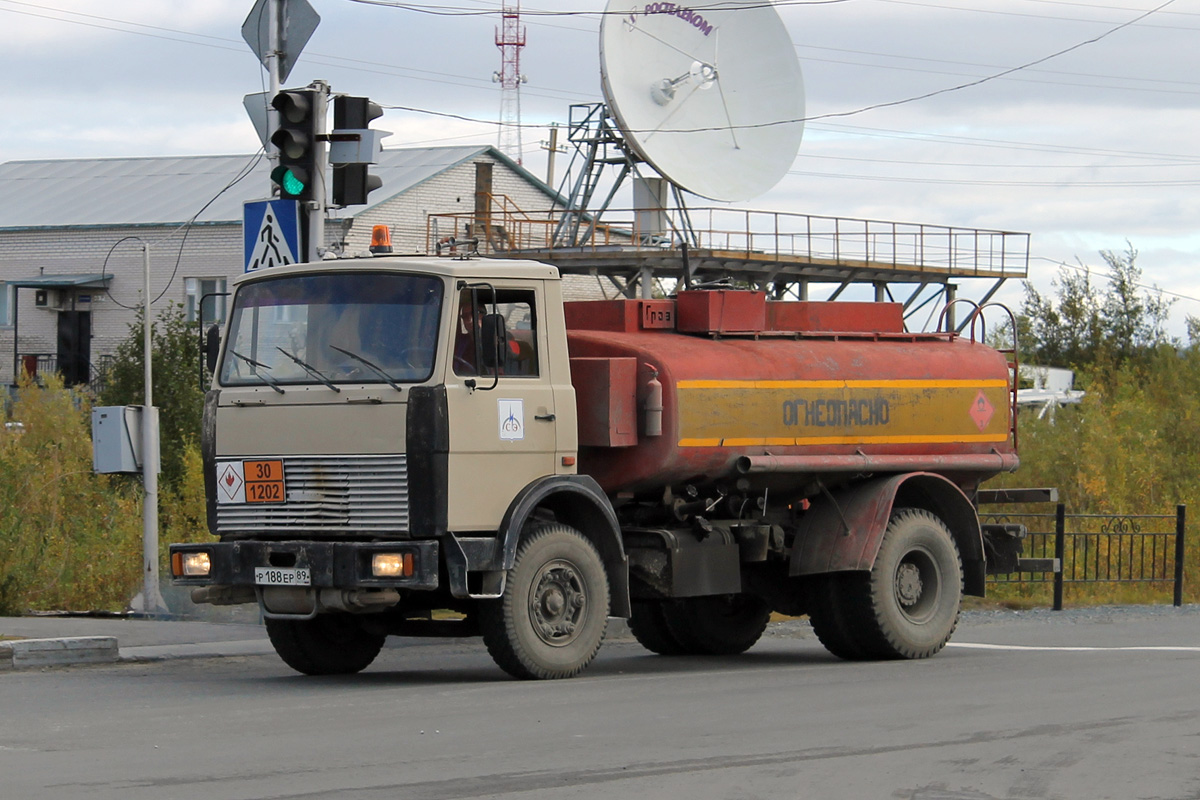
812,508,962,660
807,574,871,660
659,594,771,656
480,524,610,680
264,613,386,675
628,601,687,655
860,507,962,658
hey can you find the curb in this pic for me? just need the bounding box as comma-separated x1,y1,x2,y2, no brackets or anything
0,636,119,670
0,619,636,671
119,639,277,662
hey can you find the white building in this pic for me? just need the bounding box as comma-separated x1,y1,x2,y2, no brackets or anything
0,146,585,387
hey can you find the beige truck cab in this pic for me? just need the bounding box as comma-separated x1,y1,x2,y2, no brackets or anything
173,256,628,679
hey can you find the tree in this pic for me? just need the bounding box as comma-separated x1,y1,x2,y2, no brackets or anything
98,303,205,488
1017,245,1173,373
1099,245,1172,362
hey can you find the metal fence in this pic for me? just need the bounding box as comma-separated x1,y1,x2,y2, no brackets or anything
16,353,114,395
984,504,1186,610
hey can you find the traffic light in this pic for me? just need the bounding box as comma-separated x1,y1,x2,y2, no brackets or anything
270,89,321,203
329,95,388,207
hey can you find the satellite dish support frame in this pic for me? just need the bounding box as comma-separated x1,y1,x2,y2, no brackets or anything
552,103,701,298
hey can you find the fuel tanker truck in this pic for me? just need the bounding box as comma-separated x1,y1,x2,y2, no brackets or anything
170,252,1025,679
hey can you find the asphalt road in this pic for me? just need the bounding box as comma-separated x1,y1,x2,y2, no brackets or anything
3,608,1200,800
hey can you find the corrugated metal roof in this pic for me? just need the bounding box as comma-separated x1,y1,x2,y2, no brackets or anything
0,146,532,230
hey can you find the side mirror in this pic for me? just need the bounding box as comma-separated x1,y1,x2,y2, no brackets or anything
204,325,221,374
480,313,507,372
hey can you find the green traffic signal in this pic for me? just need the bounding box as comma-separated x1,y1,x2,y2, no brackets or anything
271,165,308,197
269,88,320,202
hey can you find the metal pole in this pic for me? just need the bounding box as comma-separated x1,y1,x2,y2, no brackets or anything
546,123,559,187
11,288,18,386
141,243,167,615
1054,502,1065,611
308,81,329,262
1174,504,1186,607
267,0,281,172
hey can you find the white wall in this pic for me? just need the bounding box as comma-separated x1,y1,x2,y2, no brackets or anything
0,155,610,385
0,224,242,384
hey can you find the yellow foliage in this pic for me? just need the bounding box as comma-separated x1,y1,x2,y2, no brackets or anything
990,349,1198,604
0,375,209,614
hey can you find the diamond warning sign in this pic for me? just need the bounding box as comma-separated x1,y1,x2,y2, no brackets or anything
970,390,995,431
216,461,245,504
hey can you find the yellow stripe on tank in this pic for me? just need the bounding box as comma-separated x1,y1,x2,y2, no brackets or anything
674,379,1011,448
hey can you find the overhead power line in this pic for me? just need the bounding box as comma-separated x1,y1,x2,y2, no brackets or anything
787,169,1200,188
345,0,852,16
1031,256,1200,306
804,0,1181,123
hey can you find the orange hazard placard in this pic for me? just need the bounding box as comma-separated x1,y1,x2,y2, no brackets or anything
243,459,285,503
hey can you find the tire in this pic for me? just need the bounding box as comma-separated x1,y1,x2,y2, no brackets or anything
807,573,871,661
628,601,688,655
658,594,771,656
857,508,963,658
808,509,963,660
264,613,386,675
479,524,610,679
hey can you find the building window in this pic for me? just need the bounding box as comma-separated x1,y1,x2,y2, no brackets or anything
185,278,227,325
0,284,13,326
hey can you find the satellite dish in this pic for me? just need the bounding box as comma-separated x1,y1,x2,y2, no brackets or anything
600,0,805,202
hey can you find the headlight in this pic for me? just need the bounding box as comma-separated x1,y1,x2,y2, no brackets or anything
177,551,211,577
372,552,413,578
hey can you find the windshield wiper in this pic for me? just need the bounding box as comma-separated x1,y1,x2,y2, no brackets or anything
328,344,403,391
229,350,285,394
276,347,340,393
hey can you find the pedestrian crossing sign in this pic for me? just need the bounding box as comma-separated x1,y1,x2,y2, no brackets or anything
244,199,301,272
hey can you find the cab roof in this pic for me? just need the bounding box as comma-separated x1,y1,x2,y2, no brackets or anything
231,256,562,288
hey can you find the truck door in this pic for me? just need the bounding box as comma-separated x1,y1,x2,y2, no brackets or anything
445,284,558,531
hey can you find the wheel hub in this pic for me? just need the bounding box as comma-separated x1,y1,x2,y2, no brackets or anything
895,562,924,607
529,561,586,646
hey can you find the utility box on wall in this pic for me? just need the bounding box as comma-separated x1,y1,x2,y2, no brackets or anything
91,406,148,474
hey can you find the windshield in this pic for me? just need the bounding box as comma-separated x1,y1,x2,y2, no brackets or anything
219,272,443,388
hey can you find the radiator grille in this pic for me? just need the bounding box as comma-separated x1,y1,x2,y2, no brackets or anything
216,455,408,534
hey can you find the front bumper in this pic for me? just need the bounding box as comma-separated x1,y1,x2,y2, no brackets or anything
169,540,440,591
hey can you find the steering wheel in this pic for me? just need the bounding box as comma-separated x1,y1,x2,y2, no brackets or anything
399,346,436,370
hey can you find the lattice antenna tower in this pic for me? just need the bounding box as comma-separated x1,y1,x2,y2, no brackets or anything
493,1,528,164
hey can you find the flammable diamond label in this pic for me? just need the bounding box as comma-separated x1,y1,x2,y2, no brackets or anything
970,390,995,431
217,461,245,504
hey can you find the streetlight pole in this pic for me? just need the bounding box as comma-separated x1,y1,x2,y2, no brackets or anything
141,241,167,615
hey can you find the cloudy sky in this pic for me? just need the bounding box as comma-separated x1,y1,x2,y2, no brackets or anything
3,0,1198,332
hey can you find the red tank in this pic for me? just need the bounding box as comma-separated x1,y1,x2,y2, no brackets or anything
565,291,1016,496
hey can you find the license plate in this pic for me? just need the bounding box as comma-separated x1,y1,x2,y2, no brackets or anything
254,567,311,586
244,459,285,504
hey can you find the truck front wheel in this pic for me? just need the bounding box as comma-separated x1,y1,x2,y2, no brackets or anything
480,524,610,679
264,613,386,675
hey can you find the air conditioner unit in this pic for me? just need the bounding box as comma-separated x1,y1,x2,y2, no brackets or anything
34,289,61,309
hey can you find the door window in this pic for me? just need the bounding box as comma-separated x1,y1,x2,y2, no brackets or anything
453,288,538,378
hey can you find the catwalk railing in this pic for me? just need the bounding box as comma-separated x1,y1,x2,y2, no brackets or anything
426,204,1031,278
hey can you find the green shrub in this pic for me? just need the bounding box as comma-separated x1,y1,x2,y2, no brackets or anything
0,373,212,615
0,375,143,613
